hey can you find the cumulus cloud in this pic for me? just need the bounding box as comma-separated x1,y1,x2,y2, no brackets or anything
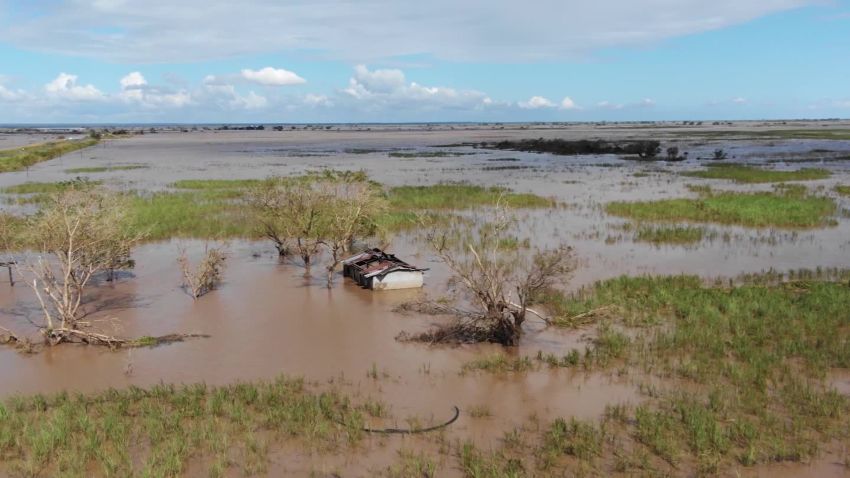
44,73,104,101
518,96,556,109
118,71,191,107
0,79,27,102
560,97,578,110
199,83,268,110
0,1,816,62
120,71,146,89
240,67,305,86
303,93,333,107
341,65,492,110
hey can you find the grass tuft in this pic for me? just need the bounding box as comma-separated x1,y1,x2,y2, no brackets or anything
0,139,99,173
606,191,836,228
388,183,554,210
65,165,147,174
0,376,366,477
682,165,830,183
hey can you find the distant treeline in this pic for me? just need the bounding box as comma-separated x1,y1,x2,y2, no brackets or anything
488,138,662,158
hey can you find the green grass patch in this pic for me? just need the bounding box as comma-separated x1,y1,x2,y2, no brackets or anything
606,191,836,228
835,185,850,197
388,183,554,210
682,165,830,183
0,139,99,173
634,225,705,244
1,178,102,195
171,179,264,190
469,275,850,475
461,354,535,374
0,377,369,477
65,164,147,174
126,190,257,240
3,175,554,242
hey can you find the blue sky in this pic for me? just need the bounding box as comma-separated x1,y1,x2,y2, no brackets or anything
0,0,848,123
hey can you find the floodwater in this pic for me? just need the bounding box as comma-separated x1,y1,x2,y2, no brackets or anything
1,124,850,476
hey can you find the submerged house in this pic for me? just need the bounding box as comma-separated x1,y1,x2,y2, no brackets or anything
342,248,427,290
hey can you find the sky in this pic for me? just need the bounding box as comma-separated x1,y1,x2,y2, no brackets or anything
0,0,848,123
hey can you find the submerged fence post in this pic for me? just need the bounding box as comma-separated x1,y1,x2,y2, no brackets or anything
1,262,13,286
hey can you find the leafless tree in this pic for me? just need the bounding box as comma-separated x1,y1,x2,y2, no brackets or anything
178,245,227,299
248,179,330,266
422,204,575,346
19,189,143,345
318,180,388,288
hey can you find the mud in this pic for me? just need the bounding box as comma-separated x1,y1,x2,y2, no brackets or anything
1,123,850,476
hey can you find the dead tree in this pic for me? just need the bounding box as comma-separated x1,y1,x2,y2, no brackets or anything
246,179,292,257
247,179,328,265
178,245,227,299
424,204,575,346
19,189,143,346
319,180,387,288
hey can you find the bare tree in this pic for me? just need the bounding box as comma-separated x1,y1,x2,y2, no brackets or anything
178,245,227,299
247,179,330,266
246,178,291,257
422,204,575,346
20,189,143,345
318,180,388,288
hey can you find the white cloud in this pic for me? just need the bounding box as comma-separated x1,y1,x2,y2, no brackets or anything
118,71,192,108
44,73,104,101
351,65,406,93
236,91,268,109
732,97,748,104
240,67,305,86
120,71,147,89
341,65,491,110
560,97,577,110
200,83,268,110
0,1,816,62
518,96,556,109
0,80,26,102
304,93,333,107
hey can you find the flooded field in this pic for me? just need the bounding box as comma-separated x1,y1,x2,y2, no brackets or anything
1,123,850,476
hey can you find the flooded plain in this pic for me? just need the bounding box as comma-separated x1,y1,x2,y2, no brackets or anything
1,123,850,476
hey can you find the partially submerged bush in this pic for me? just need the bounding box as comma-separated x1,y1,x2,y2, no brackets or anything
410,205,576,346
178,245,227,299
17,188,143,345
247,173,387,286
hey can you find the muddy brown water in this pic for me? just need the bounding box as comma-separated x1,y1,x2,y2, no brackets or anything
1,126,850,476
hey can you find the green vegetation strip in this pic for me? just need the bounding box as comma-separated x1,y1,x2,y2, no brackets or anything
836,185,850,197
1,176,554,241
0,139,99,173
606,191,836,228
65,165,147,174
682,165,830,183
387,184,554,210
1,179,102,195
0,377,368,477
463,275,850,475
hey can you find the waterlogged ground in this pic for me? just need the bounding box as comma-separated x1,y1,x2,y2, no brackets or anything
1,123,850,476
